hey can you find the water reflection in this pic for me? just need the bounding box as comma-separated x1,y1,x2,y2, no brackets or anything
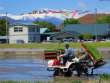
0,57,53,81
0,55,110,80
94,60,110,74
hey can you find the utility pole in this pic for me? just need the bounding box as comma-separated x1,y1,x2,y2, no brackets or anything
5,12,8,44
94,8,98,41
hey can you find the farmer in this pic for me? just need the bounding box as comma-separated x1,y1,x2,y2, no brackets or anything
78,48,88,60
60,44,75,65
78,48,94,66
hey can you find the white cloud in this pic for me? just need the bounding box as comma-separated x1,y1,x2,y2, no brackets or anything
78,0,87,9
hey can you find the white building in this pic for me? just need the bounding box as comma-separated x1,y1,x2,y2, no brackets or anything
9,23,40,44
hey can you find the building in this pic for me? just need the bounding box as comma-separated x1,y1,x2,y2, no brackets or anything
62,24,110,39
40,28,55,41
50,31,79,41
63,24,110,35
0,36,8,43
50,24,110,41
9,23,40,44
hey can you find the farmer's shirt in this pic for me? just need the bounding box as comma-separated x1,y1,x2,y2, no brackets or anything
64,48,74,58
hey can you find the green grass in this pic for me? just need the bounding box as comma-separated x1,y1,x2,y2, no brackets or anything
0,42,80,49
100,73,110,80
0,42,110,50
0,78,110,83
71,80,82,83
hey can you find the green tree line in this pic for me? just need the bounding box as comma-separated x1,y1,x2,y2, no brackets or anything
33,21,56,32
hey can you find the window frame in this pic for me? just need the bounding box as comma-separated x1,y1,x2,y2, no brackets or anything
14,26,23,32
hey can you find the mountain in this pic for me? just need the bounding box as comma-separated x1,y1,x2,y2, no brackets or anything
79,13,110,24
0,9,89,26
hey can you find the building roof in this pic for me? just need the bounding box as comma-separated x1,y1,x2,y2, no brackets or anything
50,31,79,39
10,21,39,26
63,24,110,35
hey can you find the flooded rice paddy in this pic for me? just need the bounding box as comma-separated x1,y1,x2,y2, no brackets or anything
0,50,110,81
94,60,110,74
0,58,53,81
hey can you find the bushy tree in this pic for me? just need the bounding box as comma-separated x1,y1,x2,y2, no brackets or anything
63,18,80,26
33,21,56,32
82,33,93,40
0,19,7,36
78,34,83,40
96,16,110,24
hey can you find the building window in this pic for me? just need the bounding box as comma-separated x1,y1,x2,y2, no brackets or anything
36,27,39,32
14,27,23,32
29,27,35,32
16,40,24,44
28,36,36,43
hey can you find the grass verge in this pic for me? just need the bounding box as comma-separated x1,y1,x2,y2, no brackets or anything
0,42,110,50
100,73,110,80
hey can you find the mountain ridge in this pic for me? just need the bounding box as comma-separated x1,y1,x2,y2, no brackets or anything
0,9,110,26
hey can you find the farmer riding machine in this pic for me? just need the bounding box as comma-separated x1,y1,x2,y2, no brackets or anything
45,43,106,77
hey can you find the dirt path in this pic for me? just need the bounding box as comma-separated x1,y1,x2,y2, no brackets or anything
0,48,44,59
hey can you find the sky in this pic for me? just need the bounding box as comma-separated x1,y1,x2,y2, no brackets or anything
0,0,110,14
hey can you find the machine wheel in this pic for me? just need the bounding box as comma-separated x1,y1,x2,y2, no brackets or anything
53,69,64,76
91,68,94,75
53,69,60,76
76,69,82,77
64,70,72,77
75,62,89,77
83,67,88,76
64,64,75,77
75,63,82,77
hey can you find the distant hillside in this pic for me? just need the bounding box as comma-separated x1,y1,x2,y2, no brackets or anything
0,9,110,26
79,14,110,24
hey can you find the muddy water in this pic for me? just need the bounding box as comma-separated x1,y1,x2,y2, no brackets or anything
94,60,110,74
94,48,110,74
0,58,110,81
0,48,110,81
0,58,53,81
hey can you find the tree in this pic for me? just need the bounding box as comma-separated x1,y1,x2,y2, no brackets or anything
0,19,7,36
96,16,110,24
78,34,83,40
33,21,56,32
63,18,80,26
82,33,93,40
